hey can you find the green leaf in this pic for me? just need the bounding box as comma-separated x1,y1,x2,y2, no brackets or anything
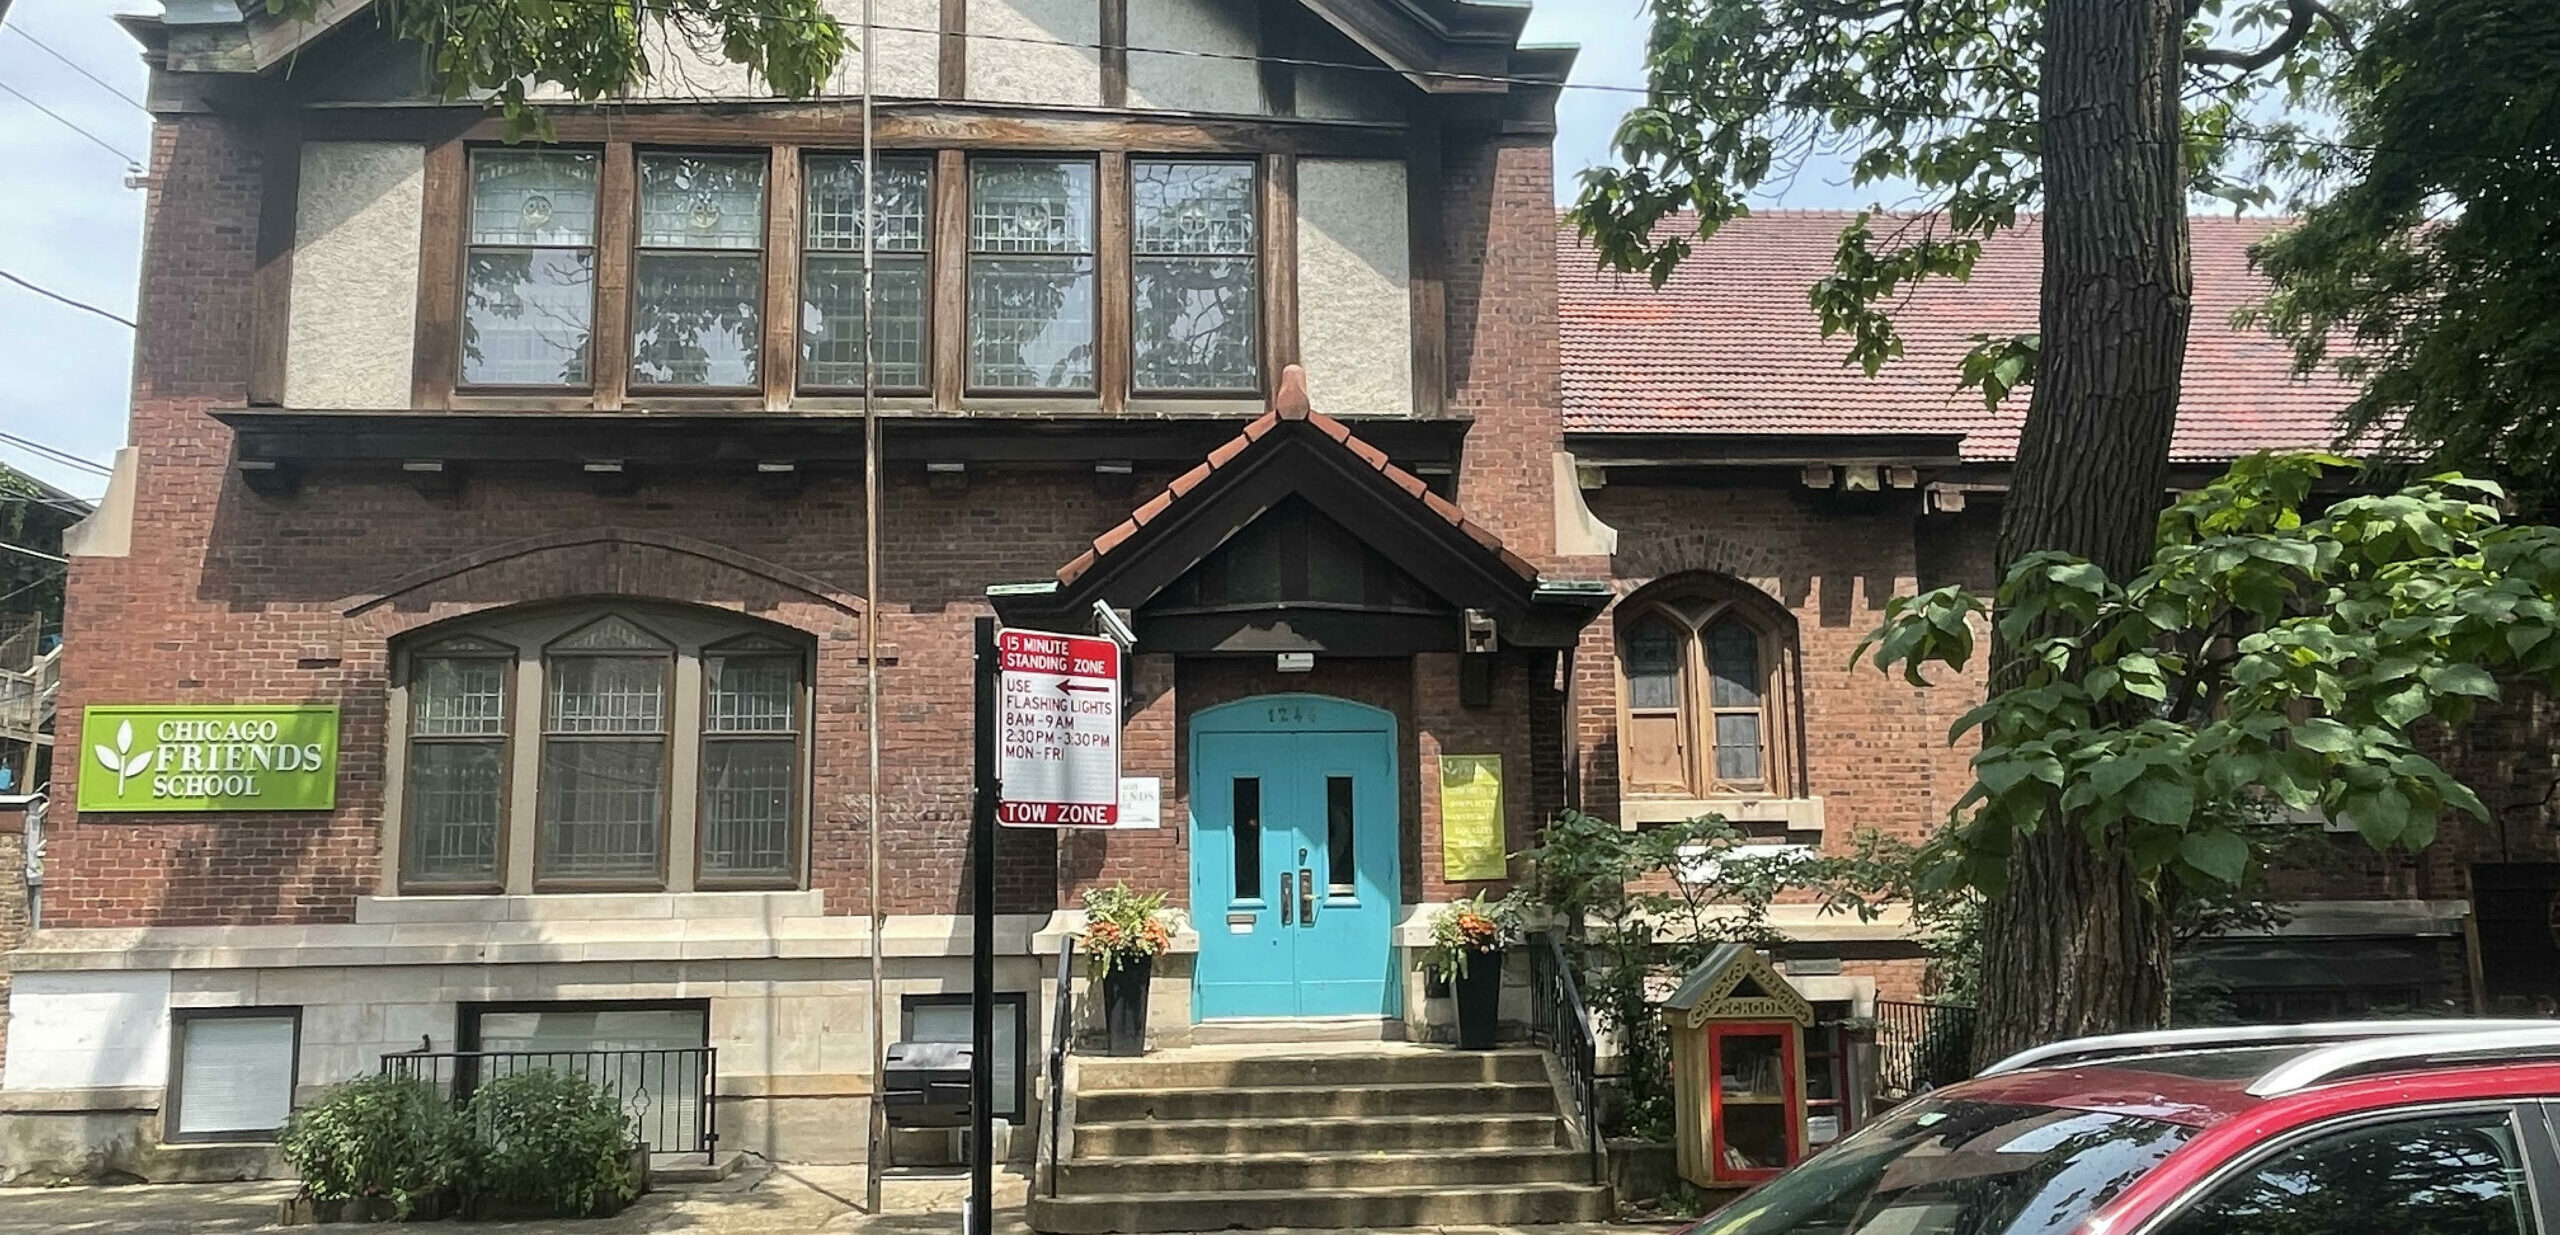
2291,717,2356,754
2179,829,2250,884
2424,663,2500,699
2125,775,2196,827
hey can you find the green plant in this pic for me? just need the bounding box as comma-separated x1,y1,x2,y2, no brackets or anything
464,1070,640,1216
1081,883,1173,977
1517,809,1906,1141
1422,891,1520,981
275,1074,467,1218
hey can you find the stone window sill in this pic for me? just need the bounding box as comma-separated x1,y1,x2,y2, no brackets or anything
1619,795,1824,833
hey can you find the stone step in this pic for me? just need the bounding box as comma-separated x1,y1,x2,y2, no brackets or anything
1077,1049,1548,1092
1027,1183,1616,1234
1075,1080,1554,1124
1057,1147,1593,1194
1070,1112,1566,1157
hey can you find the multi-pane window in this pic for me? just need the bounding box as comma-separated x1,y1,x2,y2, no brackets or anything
539,617,673,882
633,153,767,387
699,644,801,882
404,639,512,886
395,606,810,894
969,158,1098,390
1617,584,1798,799
801,156,932,389
463,149,599,386
1131,161,1258,392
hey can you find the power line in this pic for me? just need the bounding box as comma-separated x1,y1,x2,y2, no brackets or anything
0,269,135,330
0,541,64,566
0,432,111,479
0,77,140,166
4,25,147,115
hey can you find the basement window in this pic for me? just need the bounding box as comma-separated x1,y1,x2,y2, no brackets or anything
167,1008,300,1143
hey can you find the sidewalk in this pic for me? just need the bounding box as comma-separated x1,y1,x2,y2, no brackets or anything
0,1166,1670,1234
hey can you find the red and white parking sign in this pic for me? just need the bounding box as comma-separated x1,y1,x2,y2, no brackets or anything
995,628,1121,827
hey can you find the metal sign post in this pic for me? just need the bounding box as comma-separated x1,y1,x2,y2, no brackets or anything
969,617,997,1235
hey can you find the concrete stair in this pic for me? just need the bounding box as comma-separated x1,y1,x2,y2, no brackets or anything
1028,1046,1612,1234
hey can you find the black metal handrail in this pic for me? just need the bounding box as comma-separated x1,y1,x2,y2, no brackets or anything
1528,931,1603,1186
380,1045,719,1164
1045,936,1077,1198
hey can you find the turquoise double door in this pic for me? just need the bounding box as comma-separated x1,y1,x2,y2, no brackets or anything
1190,696,1401,1020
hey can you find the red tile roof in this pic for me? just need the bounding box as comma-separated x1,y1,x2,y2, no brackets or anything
1558,211,2358,463
1057,365,1539,586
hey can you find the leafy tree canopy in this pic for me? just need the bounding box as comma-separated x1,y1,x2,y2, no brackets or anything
2249,0,2560,505
1860,453,2560,898
1570,0,2352,402
264,0,848,137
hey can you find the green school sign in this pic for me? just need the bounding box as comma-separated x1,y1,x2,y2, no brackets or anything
77,705,341,813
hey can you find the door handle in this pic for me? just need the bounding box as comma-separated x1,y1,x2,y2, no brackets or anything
1299,868,1316,924
1280,871,1292,925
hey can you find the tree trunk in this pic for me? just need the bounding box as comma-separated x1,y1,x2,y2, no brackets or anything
1971,0,2195,1066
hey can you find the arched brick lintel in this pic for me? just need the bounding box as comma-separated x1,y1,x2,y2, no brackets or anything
333,527,865,638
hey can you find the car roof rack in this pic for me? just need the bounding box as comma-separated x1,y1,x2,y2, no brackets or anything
1980,1019,2560,1078
2246,1026,2560,1097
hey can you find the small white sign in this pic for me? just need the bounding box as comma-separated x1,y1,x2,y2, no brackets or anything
996,628,1122,827
1117,777,1161,829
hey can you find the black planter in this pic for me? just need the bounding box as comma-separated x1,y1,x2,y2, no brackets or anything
1101,956,1153,1057
1454,949,1503,1049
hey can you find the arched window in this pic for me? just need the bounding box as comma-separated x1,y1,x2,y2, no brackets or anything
1616,584,1800,799
390,604,811,894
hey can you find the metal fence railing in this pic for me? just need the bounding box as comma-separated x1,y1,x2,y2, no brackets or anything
1044,937,1076,1198
1875,1000,1976,1101
380,1046,719,1163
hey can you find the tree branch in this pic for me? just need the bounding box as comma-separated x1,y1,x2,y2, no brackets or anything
2188,0,2354,73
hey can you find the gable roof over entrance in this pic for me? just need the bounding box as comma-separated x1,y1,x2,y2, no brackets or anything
991,366,1606,653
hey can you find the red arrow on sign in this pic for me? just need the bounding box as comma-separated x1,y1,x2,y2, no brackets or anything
1057,681,1112,696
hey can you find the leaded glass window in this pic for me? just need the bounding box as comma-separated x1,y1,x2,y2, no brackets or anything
801,155,931,390
968,158,1097,390
463,149,598,386
1617,587,1796,798
538,618,672,882
1132,161,1258,392
404,644,510,885
633,153,766,388
700,648,801,881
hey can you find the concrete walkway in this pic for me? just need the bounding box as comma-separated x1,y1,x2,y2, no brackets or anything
0,1167,1673,1234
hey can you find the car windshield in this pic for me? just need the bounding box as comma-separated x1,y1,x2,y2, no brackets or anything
1688,1098,2195,1235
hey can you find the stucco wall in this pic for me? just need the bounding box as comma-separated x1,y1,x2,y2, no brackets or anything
1298,64,1405,122
283,141,423,410
2,971,169,1093
968,0,1103,107
1296,158,1412,416
1127,0,1263,115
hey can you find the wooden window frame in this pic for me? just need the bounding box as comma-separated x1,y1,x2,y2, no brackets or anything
627,148,774,398
534,619,678,892
1125,155,1267,401
166,1006,303,1145
1615,592,1803,801
795,150,937,398
451,143,609,398
386,607,812,897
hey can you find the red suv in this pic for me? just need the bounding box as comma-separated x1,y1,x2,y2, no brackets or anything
1688,1021,2560,1235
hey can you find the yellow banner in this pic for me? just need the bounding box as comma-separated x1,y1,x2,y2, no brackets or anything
1439,754,1506,881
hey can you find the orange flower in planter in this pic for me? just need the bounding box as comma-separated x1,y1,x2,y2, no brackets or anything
1081,883,1171,976
1424,891,1522,981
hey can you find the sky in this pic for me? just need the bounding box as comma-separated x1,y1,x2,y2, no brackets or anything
0,0,1881,506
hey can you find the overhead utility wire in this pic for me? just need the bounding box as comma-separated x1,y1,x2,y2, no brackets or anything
0,77,141,166
0,269,137,330
0,432,113,478
4,26,148,114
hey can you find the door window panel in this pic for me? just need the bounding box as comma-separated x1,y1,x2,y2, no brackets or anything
2152,1110,2538,1235
1327,775,1355,895
1231,777,1261,901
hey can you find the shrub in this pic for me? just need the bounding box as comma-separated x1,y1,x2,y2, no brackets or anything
275,1074,466,1218
464,1069,641,1216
